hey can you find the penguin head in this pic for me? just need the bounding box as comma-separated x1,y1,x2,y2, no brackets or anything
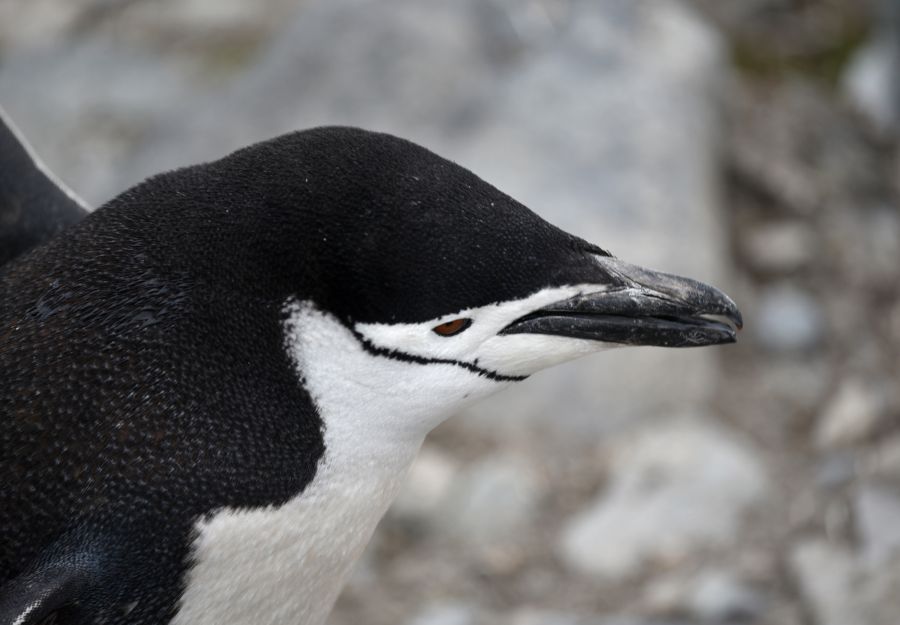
130,127,741,434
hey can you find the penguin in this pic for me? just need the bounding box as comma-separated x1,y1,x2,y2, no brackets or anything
0,124,742,625
0,107,89,267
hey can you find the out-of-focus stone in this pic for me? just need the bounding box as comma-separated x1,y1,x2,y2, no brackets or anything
124,0,273,31
816,451,857,489
843,0,900,137
727,82,826,216
814,378,887,449
858,557,900,625
390,446,459,524
407,602,477,625
557,418,768,578
690,569,764,622
506,611,666,625
504,608,583,625
855,484,900,569
788,539,860,625
753,360,831,416
755,285,824,353
860,207,900,285
845,39,900,136
823,204,900,289
866,435,900,481
439,455,541,547
742,220,816,274
0,0,85,50
644,568,764,622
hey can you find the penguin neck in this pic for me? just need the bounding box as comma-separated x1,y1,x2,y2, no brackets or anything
282,298,506,466
173,299,508,625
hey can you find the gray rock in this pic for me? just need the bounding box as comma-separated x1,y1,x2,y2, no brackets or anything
389,446,459,524
407,602,477,625
816,451,858,489
814,378,887,449
788,539,861,625
644,568,764,623
855,484,900,569
0,0,85,49
845,39,900,136
557,418,768,578
791,536,900,625
862,207,900,286
506,610,668,625
439,455,542,547
755,285,824,353
752,359,831,416
689,569,764,622
857,556,900,625
843,0,900,137
505,608,585,625
822,203,900,290
865,435,900,481
741,220,816,274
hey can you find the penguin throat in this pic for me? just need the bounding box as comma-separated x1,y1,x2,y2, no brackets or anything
172,299,511,625
281,298,508,443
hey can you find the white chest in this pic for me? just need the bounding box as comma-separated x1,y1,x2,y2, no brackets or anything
170,447,417,625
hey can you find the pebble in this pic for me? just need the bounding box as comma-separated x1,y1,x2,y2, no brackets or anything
644,568,764,623
814,378,886,449
504,608,584,625
390,446,459,524
407,602,476,625
438,454,541,547
865,435,900,480
855,484,900,569
690,569,763,622
557,418,768,578
742,220,815,274
755,285,824,353
505,611,675,625
815,451,858,489
788,539,860,625
843,0,900,137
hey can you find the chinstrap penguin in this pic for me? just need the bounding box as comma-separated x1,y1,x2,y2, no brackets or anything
0,120,742,625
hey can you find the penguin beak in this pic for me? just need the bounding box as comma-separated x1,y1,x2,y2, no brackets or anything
500,257,743,347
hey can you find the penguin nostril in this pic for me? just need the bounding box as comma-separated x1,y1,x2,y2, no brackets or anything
432,318,472,336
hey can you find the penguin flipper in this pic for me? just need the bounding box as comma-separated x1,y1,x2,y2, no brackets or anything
0,560,92,625
0,107,90,268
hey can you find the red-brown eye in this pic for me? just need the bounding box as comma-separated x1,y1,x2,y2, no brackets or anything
432,318,472,337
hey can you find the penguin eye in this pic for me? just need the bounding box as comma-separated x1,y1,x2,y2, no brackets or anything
432,318,472,337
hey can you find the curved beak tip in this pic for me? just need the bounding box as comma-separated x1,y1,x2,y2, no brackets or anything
502,258,745,349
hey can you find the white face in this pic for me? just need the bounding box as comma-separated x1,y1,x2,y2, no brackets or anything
284,283,619,446
355,283,618,380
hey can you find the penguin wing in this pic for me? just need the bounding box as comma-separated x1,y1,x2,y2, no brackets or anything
0,560,92,625
0,107,90,268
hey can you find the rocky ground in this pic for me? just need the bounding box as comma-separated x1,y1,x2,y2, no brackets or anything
2,1,899,624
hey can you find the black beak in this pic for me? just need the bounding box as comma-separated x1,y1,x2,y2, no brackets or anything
500,257,743,348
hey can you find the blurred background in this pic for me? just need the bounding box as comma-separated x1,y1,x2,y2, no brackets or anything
1,0,899,623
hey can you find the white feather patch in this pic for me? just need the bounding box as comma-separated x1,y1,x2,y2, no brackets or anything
172,300,507,625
